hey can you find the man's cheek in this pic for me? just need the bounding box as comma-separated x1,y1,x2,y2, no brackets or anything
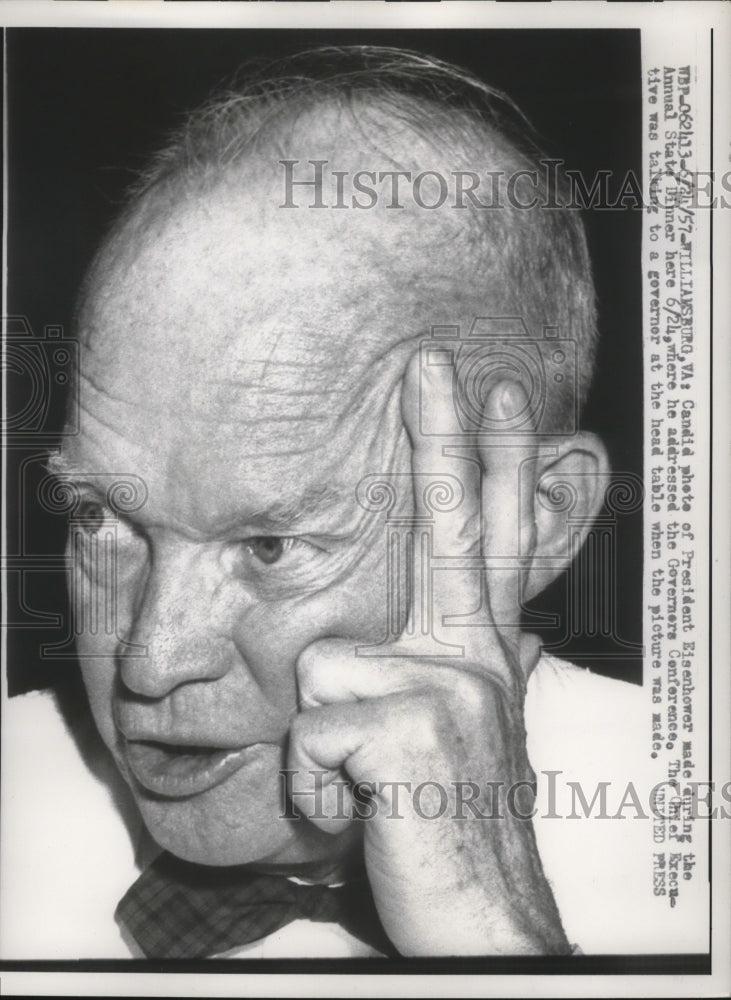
306,564,394,646
78,656,119,753
229,574,389,708
228,600,307,710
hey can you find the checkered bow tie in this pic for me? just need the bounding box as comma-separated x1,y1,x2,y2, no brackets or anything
116,851,395,958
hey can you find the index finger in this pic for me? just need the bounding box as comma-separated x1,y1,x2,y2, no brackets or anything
399,349,485,647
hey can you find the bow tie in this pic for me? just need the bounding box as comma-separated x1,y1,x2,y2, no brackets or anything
116,851,396,958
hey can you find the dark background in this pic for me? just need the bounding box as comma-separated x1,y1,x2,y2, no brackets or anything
5,28,643,695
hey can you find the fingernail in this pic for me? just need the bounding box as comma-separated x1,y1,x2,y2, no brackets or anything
500,382,527,420
486,380,524,422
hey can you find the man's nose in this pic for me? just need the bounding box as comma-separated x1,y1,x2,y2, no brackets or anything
117,542,237,699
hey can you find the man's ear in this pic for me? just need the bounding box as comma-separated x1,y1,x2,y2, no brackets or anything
524,432,610,601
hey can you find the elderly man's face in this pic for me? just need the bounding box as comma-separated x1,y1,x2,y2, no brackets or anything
62,172,472,868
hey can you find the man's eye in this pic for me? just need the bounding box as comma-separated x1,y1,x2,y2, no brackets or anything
74,499,114,534
243,536,301,565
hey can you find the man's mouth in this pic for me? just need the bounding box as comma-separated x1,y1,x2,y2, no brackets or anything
123,739,268,798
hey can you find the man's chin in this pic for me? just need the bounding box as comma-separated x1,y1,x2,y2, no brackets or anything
145,814,310,867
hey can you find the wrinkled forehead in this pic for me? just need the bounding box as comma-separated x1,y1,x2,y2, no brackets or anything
69,187,461,531
78,168,471,441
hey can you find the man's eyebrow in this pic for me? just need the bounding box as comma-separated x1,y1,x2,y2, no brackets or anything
45,449,85,479
44,451,112,491
45,451,345,531
43,451,137,509
248,486,345,531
